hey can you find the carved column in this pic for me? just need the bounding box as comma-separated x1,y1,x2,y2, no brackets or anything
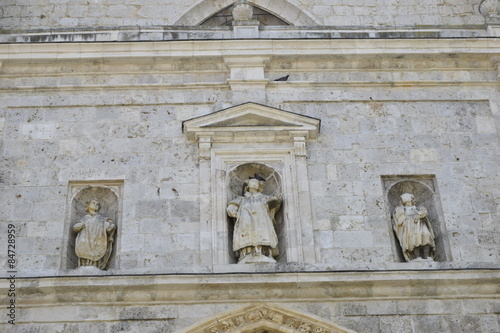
290,131,316,262
197,134,213,265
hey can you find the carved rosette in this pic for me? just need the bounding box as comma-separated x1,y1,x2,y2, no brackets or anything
232,0,254,21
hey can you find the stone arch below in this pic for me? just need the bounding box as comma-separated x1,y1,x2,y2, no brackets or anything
182,303,357,333
174,0,320,26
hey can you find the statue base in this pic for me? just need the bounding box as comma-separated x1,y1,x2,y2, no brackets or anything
69,265,106,275
238,253,276,264
411,257,434,262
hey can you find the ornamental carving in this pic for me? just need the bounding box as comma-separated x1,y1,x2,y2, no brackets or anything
183,304,356,333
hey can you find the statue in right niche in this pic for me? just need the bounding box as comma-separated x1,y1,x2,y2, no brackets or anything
227,174,282,263
393,193,435,262
73,199,116,270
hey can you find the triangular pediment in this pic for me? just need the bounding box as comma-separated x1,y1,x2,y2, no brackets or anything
182,102,320,142
181,303,357,333
208,113,296,127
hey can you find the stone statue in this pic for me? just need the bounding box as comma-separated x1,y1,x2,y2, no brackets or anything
73,199,116,270
393,193,435,262
227,175,282,263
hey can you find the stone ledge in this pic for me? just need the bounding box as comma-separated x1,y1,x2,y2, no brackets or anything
1,38,500,62
1,269,498,306
0,26,489,44
8,261,500,278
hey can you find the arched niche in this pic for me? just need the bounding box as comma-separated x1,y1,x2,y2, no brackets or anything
384,177,450,262
174,0,319,26
63,181,123,270
183,102,320,266
200,4,290,26
226,163,285,263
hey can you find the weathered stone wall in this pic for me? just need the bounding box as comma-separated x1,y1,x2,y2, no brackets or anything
0,41,498,275
0,0,499,329
0,0,485,30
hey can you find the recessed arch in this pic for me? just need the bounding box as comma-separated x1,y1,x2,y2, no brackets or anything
64,185,120,270
382,176,451,262
200,4,290,26
181,303,357,333
174,0,320,26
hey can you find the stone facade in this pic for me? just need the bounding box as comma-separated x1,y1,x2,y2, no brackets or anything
0,0,489,30
0,1,499,332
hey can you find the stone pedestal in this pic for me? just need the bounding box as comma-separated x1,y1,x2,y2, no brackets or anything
238,253,277,264
233,21,260,39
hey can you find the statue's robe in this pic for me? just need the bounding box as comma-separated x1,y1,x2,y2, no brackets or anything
228,192,281,257
74,214,114,269
393,205,435,261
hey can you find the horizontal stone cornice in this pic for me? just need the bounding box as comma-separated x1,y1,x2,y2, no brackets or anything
1,39,500,62
2,269,499,306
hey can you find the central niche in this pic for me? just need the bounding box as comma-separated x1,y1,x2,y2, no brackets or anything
183,102,320,266
226,163,285,264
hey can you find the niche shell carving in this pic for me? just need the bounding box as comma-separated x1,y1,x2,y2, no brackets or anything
227,174,282,263
232,0,254,21
73,199,116,270
393,193,435,262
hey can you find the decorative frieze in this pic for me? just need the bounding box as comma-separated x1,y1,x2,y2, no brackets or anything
184,304,355,333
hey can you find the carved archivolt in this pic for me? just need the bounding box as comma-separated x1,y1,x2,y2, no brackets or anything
183,304,356,333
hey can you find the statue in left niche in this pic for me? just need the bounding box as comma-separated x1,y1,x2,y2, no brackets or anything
73,199,116,270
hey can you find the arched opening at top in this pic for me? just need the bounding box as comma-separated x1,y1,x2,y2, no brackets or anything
200,4,290,26
174,0,320,27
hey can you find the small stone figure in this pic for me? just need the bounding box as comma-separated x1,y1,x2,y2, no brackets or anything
393,193,435,261
73,199,116,270
227,175,282,263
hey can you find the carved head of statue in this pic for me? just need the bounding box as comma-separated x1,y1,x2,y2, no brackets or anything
85,199,100,214
243,174,265,194
400,193,415,206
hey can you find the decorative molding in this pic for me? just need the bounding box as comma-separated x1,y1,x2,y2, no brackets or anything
6,269,500,303
291,131,309,157
182,102,320,143
2,39,500,62
183,304,357,333
174,0,320,26
198,135,213,160
224,55,269,90
183,102,319,265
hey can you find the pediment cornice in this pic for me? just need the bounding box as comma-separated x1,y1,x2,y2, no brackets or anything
182,303,357,333
182,102,320,142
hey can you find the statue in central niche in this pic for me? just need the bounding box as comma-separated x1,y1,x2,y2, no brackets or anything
227,175,282,263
